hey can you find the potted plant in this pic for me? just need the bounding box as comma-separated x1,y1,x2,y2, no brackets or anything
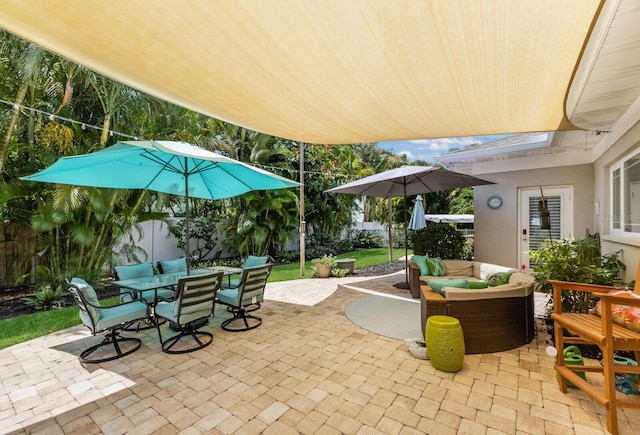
336,258,356,275
530,237,626,360
530,237,625,313
312,255,336,278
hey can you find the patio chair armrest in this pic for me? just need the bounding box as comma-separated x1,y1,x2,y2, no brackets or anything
547,280,626,314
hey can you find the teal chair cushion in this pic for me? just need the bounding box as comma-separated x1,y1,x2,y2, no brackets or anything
71,277,101,322
94,300,148,331
114,263,154,280
115,263,157,302
216,287,241,306
158,258,187,274
244,255,270,267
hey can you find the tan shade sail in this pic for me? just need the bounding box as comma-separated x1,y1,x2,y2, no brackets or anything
0,0,602,144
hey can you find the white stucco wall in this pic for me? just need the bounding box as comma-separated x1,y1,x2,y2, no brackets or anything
472,164,594,269
593,119,640,282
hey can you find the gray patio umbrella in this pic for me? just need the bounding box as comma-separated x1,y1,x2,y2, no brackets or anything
22,140,300,272
326,166,494,289
408,195,427,230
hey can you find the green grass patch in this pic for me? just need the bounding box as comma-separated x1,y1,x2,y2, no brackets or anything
336,247,412,269
268,247,410,282
0,306,81,350
0,295,121,350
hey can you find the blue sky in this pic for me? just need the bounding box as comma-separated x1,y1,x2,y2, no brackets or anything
378,134,510,162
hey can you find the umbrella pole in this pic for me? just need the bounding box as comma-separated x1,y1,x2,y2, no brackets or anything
184,160,191,274
394,181,410,290
388,198,393,263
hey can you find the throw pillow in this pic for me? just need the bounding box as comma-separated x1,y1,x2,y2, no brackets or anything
426,257,446,276
468,281,489,289
591,290,640,333
427,278,469,296
412,255,430,276
486,271,512,286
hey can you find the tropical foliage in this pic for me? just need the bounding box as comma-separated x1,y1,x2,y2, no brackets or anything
529,237,626,313
21,284,67,311
410,222,466,259
0,30,475,290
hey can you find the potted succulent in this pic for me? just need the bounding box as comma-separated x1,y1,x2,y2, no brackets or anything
312,255,336,278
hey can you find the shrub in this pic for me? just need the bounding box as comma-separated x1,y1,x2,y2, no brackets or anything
410,222,465,259
529,237,625,313
391,225,407,248
350,230,384,249
275,249,300,264
21,285,68,311
305,233,341,260
461,237,474,260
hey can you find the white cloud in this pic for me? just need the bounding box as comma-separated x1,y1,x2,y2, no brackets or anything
397,149,416,160
380,134,510,161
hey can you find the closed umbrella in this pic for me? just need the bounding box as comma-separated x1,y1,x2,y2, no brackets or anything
408,195,427,230
327,166,493,289
22,140,299,271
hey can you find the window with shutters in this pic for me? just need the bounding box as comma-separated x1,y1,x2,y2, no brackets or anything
610,149,640,235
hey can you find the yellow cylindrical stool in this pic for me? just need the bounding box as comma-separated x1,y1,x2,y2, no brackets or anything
426,315,465,372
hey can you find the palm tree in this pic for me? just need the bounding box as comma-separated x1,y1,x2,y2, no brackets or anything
0,35,44,172
222,189,299,257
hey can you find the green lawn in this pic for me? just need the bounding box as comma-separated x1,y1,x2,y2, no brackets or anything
268,247,410,282
0,295,121,350
0,247,410,350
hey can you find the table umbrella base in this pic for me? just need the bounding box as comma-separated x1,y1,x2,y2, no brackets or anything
393,281,410,289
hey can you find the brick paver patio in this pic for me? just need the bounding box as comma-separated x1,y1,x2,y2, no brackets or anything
1,270,639,434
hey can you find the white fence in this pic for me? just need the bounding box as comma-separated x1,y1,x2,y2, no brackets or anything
130,219,471,262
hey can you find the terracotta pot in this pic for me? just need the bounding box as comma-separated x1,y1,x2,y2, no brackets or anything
315,263,331,278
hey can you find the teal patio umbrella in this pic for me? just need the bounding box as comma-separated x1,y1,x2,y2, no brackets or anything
408,195,427,230
22,140,300,271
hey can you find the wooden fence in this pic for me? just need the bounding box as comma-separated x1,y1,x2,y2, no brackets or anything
0,223,36,289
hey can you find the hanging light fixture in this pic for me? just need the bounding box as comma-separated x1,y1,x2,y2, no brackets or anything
538,187,551,230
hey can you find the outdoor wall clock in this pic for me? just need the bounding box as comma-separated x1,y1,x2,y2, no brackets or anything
487,195,503,209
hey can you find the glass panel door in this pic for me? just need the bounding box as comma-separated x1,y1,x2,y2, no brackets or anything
519,186,573,270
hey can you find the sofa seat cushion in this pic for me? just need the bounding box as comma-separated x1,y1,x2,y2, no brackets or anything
508,271,534,285
443,283,533,301
421,275,481,282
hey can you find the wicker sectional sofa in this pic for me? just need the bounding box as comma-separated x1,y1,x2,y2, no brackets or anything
409,259,536,354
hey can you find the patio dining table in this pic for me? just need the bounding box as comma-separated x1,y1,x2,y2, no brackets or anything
112,266,243,330
112,266,243,302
